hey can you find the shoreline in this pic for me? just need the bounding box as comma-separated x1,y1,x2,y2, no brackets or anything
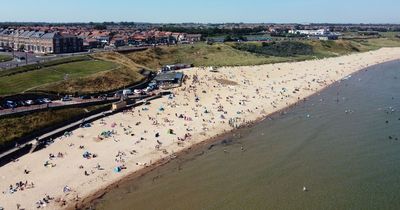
72,58,400,210
1,48,400,210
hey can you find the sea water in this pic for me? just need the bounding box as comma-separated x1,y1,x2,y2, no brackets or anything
93,60,400,210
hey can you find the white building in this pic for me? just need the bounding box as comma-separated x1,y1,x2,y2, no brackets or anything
288,29,328,36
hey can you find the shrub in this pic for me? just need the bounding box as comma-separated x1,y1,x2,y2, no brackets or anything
234,41,314,57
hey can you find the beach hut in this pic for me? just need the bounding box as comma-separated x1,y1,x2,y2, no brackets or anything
112,101,127,112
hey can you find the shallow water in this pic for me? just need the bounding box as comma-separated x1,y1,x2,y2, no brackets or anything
93,61,400,210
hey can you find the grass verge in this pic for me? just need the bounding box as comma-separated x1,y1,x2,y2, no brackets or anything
124,43,309,69
0,54,12,63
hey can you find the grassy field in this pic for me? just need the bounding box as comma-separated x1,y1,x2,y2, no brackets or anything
233,41,314,57
230,39,399,59
0,59,117,96
36,65,144,94
0,56,92,77
124,40,388,70
306,40,364,57
0,104,110,148
380,32,400,39
0,54,12,63
350,38,400,51
34,52,146,95
124,43,314,69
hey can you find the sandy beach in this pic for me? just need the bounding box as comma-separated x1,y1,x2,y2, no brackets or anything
1,48,400,210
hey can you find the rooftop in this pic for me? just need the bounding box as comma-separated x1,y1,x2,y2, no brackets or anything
154,72,184,83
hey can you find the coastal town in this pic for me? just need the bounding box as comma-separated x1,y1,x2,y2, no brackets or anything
1,1,400,209
0,21,399,208
0,25,202,54
1,22,399,55
1,46,400,209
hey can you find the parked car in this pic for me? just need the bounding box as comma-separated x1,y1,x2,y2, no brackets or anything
61,96,72,102
35,99,45,104
99,94,108,100
25,100,34,105
16,101,26,107
5,100,16,109
144,87,154,92
79,95,91,100
148,81,157,86
42,98,52,103
114,90,123,98
122,89,132,95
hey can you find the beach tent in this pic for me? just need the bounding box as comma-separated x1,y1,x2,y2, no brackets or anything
83,151,91,158
114,167,121,173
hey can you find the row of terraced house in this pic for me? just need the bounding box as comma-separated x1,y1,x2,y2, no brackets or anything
0,29,83,54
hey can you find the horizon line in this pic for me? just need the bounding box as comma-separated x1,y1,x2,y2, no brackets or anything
1,21,400,25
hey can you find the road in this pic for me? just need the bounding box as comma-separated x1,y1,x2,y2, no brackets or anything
0,51,95,70
0,97,115,116
0,92,157,116
0,46,149,70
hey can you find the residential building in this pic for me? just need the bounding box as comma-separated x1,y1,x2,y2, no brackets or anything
0,29,83,54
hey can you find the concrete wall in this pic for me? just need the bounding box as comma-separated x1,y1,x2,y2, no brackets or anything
0,104,112,154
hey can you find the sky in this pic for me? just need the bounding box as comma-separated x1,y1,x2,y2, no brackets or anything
0,0,399,24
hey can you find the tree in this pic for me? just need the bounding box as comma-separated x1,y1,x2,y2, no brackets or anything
18,44,25,51
224,35,233,42
94,24,107,30
238,36,247,41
